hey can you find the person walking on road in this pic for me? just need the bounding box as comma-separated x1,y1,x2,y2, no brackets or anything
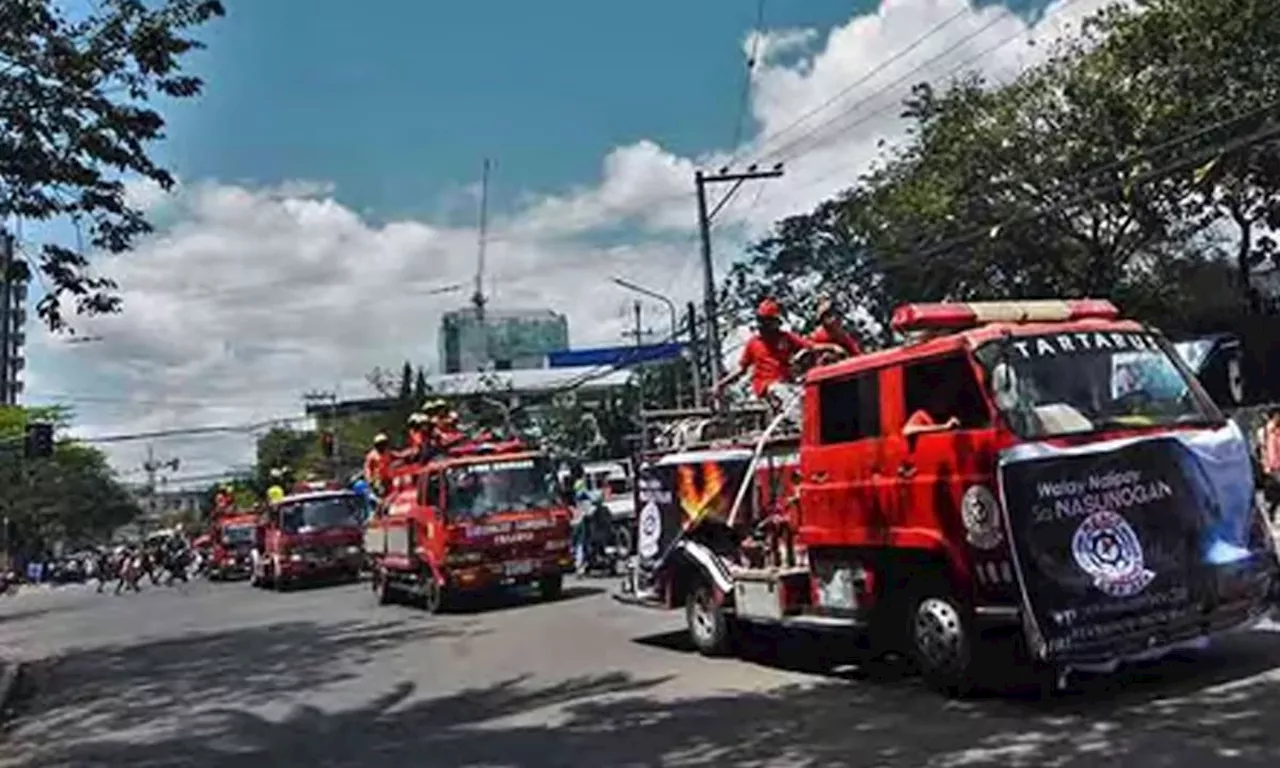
1258,408,1280,524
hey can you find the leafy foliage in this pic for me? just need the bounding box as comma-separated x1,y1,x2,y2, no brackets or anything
0,405,140,556
726,0,1279,341
0,0,225,330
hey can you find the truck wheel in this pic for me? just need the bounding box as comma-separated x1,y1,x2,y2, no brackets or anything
539,574,563,601
687,583,732,657
909,592,980,697
420,574,444,614
374,567,393,606
613,525,634,555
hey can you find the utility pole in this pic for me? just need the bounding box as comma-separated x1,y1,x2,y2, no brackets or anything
687,302,703,408
303,390,339,480
0,230,12,405
622,301,654,409
695,164,784,382
143,444,180,525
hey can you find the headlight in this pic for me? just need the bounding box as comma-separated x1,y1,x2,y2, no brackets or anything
289,553,303,562
446,551,483,565
345,545,361,555
544,539,569,551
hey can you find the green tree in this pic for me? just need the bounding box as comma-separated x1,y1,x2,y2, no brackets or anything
253,426,321,491
727,1,1262,335
413,367,428,402
0,406,140,557
1,0,225,330
1080,0,1280,308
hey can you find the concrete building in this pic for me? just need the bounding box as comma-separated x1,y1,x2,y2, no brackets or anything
439,307,569,373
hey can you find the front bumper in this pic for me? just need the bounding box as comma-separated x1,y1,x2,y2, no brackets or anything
278,552,364,579
447,555,574,591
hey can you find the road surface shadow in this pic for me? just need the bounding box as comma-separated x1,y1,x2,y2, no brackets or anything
7,631,1280,768
635,626,1280,699
5,617,481,745
445,585,604,615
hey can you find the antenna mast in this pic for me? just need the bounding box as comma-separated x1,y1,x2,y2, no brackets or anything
472,158,491,321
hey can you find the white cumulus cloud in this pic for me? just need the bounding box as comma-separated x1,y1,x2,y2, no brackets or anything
28,0,1111,483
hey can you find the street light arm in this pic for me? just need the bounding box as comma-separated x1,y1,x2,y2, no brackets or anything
611,277,678,340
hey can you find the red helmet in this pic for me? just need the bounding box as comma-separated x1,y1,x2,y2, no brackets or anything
756,298,782,319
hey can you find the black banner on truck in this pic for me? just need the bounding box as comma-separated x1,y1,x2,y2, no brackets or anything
634,449,753,570
998,423,1274,664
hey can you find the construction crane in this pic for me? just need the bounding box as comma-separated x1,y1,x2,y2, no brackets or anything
472,158,491,322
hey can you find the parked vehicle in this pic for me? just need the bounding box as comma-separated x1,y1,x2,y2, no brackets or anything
251,490,364,590
617,299,1280,697
366,440,574,612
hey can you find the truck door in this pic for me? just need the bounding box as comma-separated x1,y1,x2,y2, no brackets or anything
417,471,445,565
800,366,887,547
891,352,1003,593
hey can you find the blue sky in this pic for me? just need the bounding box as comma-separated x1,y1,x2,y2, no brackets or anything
166,0,885,220
22,0,1078,480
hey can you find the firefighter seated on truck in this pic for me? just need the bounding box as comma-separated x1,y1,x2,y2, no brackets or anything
712,298,845,412
809,295,863,362
364,433,392,494
434,409,467,452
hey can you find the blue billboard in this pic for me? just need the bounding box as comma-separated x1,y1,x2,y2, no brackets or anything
547,343,685,369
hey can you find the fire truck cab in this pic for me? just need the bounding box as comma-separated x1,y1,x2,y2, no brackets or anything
207,510,260,580
365,439,574,612
250,488,365,591
618,299,1280,696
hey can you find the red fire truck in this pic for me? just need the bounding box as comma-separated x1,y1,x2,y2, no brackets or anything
617,299,1280,696
207,510,261,580
365,439,574,612
250,486,365,591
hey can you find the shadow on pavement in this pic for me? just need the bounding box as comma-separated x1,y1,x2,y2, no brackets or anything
445,585,604,615
5,624,1280,767
7,617,481,746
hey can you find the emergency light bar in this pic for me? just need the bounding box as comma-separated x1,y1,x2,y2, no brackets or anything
891,299,1119,333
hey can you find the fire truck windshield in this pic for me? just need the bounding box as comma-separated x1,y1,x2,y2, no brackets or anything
975,331,1220,439
222,524,255,545
444,459,558,521
278,496,361,533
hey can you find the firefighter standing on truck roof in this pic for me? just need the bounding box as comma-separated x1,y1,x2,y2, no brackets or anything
364,434,392,495
712,298,844,411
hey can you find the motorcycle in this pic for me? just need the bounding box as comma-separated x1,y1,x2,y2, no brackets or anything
578,502,628,577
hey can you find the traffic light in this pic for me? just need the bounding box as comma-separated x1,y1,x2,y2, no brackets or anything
320,431,335,457
24,421,53,459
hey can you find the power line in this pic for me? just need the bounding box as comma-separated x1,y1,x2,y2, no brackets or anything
730,0,768,151
731,2,978,167
756,3,1045,166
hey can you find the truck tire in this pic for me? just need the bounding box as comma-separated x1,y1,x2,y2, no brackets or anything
613,524,634,556
539,573,564,601
686,582,732,657
907,590,982,697
374,567,393,606
419,571,444,614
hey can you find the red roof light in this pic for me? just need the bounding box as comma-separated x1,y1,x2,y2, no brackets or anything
891,299,1119,333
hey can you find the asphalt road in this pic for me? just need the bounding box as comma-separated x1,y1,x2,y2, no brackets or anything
1,576,1280,768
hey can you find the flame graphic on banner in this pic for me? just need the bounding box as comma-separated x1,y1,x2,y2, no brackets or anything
676,462,727,524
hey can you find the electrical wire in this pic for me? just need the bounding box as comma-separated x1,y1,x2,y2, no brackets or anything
755,3,1054,166
728,2,979,167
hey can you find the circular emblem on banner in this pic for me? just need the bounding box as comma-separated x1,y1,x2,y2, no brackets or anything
1071,510,1155,597
1228,357,1244,404
637,501,661,559
961,485,1003,550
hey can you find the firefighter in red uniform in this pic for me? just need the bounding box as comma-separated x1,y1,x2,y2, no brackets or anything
713,298,844,411
363,433,392,495
809,295,863,360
